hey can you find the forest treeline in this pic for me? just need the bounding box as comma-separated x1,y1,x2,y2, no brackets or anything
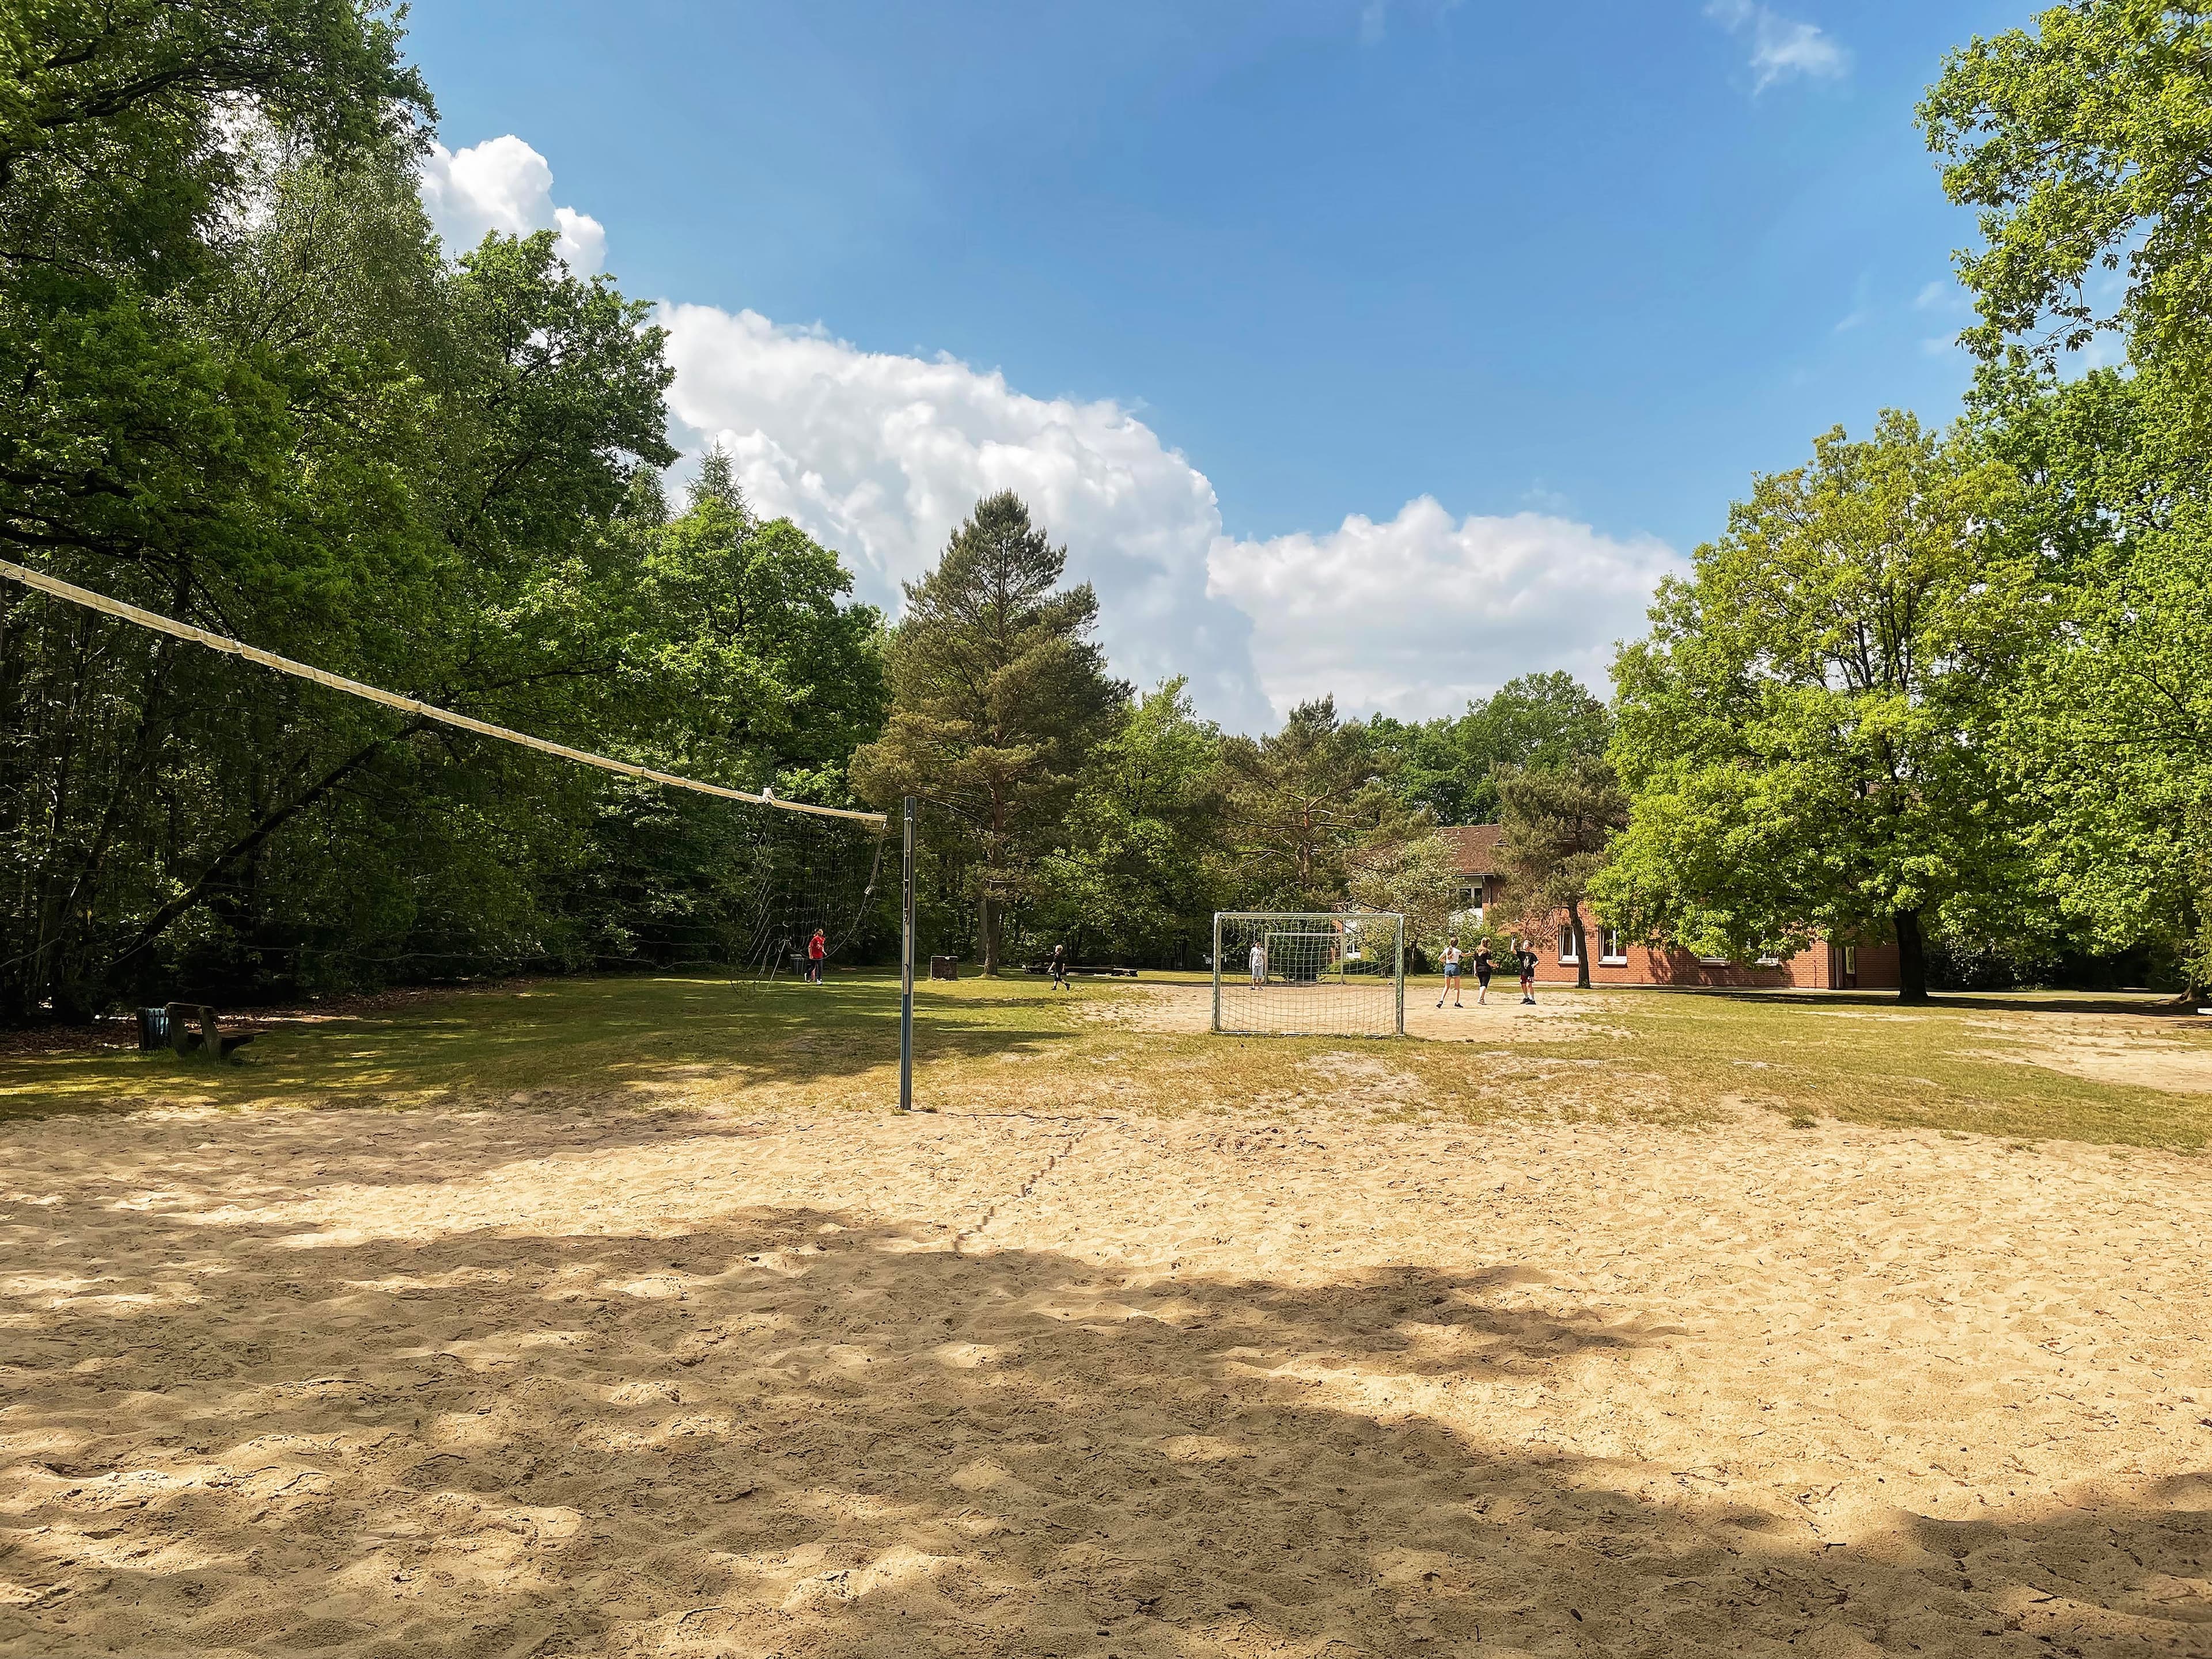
1,0,2207,1018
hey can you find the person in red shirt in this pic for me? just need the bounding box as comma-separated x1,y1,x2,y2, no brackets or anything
807,927,827,984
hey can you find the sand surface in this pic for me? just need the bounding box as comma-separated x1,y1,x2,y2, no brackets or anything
3,1094,2210,1657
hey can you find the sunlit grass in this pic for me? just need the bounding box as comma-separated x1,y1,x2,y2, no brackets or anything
1,971,2206,1150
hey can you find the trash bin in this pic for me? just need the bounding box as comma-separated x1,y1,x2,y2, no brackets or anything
137,1007,170,1051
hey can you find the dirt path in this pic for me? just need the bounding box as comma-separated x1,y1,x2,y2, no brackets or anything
2,1097,2209,1657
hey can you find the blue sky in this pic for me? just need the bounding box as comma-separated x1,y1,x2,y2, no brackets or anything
405,0,2027,729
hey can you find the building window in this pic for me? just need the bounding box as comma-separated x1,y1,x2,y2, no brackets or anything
1601,928,1627,965
1698,953,1732,968
1557,924,1579,964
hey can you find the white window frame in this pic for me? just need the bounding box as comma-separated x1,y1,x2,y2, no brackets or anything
1697,953,1732,968
1600,927,1627,967
1557,923,1580,965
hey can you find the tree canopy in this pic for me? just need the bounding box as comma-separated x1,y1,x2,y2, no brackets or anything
850,491,1127,974
1598,413,2037,1002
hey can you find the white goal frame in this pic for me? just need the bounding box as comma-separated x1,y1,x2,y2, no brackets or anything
1211,911,1406,1038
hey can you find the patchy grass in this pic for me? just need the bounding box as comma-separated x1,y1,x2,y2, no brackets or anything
1,971,2207,1150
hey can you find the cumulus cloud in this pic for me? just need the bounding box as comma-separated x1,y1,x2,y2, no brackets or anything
661,304,1273,730
1208,500,1681,722
419,136,606,272
1705,0,1850,92
421,135,1685,734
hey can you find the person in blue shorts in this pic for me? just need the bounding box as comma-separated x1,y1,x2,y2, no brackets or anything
1436,937,1464,1008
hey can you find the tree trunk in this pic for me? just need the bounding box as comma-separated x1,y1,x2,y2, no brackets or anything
102,730,408,981
979,891,1002,975
1567,902,1591,991
1895,909,1929,1004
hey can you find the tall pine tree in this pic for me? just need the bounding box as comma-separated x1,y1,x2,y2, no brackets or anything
851,492,1127,972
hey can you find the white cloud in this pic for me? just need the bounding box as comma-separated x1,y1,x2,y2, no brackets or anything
421,136,1685,734
661,303,1275,729
1208,500,1681,722
419,136,606,273
1705,0,1850,92
663,306,1681,730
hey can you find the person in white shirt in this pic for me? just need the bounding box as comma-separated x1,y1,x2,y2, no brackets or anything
1248,940,1267,986
1437,937,1464,1008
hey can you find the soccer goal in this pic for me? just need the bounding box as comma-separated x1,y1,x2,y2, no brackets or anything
1211,912,1406,1037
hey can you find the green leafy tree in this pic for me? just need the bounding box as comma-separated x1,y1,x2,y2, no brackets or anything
1924,5,2212,995
0,6,896,1018
1219,696,1406,910
1346,831,1463,959
1597,413,2039,1003
634,448,884,796
1496,757,1628,990
1921,1,2212,392
1036,679,1226,965
850,491,1127,974
1370,672,1611,824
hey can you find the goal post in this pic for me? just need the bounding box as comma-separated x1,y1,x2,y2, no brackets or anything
1211,912,1406,1038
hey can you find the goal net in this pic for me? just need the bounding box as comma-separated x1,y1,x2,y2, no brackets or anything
1211,912,1405,1038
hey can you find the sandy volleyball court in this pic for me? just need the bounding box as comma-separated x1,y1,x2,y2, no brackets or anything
3,1074,2210,1657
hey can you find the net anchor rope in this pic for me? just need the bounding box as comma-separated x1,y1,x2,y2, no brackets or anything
0,559,888,827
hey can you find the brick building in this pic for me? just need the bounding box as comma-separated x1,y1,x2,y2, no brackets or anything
1438,825,1900,991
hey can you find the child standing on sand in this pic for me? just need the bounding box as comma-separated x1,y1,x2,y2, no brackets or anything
1517,940,1537,1005
1437,937,1464,1008
1474,940,1494,1005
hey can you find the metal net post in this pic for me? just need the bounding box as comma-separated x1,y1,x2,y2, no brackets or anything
1211,912,1223,1034
1395,914,1406,1036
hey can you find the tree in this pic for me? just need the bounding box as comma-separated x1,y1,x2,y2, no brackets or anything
1370,672,1611,824
1924,6,2212,997
1921,2,2212,396
1036,679,1226,965
1495,757,1628,990
1220,696,1407,910
1346,831,1463,960
850,491,1127,974
1968,369,2212,996
634,448,884,797
1597,412,2039,1003
0,7,900,1019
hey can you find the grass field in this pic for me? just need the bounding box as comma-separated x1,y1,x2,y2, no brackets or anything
3,976,2210,1658
5,971,2209,1150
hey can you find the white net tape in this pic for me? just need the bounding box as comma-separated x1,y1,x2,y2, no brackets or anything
0,560,884,826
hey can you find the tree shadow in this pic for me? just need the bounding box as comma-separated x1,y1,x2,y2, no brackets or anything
3,1199,2205,1657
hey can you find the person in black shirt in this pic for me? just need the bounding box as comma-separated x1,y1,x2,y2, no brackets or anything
1517,940,1538,1004
1474,940,1494,1005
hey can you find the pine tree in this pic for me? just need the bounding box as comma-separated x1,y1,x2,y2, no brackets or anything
1497,759,1628,990
851,492,1128,972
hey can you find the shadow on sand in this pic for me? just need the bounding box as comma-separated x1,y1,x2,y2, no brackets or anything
2,1159,2206,1657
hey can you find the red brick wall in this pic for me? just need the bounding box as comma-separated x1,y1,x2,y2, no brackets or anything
1493,921,1900,991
